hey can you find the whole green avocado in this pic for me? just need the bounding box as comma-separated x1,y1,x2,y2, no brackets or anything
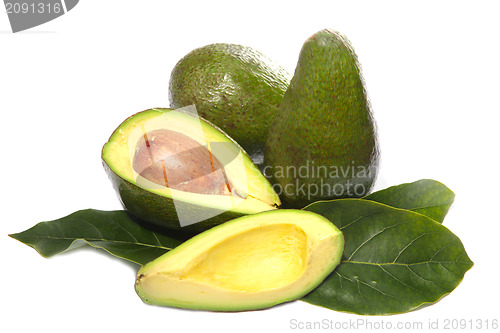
264,29,380,208
169,43,291,161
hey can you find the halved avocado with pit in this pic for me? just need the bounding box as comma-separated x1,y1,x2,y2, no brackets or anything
135,209,344,311
102,108,281,233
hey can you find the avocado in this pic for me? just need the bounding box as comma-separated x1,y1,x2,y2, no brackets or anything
264,29,380,208
135,209,344,311
169,43,291,160
102,108,281,233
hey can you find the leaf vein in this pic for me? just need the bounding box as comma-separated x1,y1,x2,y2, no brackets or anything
429,242,452,261
101,213,139,243
378,265,422,294
340,211,378,230
392,232,442,263
347,219,413,261
21,235,175,250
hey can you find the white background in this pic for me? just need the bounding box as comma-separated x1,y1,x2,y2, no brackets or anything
1,1,499,332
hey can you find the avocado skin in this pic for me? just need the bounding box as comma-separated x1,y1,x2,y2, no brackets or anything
103,162,245,234
169,43,291,158
265,29,380,208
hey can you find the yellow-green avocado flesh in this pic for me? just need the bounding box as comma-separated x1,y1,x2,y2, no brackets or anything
102,108,281,233
135,209,344,311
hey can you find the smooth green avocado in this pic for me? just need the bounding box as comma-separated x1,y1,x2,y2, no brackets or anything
102,108,281,234
169,43,291,161
135,209,344,311
265,29,380,208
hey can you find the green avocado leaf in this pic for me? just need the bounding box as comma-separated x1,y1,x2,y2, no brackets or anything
363,179,455,223
302,199,473,315
9,209,183,266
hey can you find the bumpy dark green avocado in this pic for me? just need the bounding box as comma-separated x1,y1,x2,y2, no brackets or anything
169,43,291,160
264,29,380,208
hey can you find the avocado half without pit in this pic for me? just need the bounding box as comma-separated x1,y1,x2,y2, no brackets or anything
102,108,281,233
135,209,344,311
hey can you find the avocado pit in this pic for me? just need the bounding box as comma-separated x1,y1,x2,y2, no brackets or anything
133,129,232,195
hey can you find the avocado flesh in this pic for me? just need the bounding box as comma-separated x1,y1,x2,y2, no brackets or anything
135,209,344,311
169,43,291,158
265,29,380,208
102,108,281,233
